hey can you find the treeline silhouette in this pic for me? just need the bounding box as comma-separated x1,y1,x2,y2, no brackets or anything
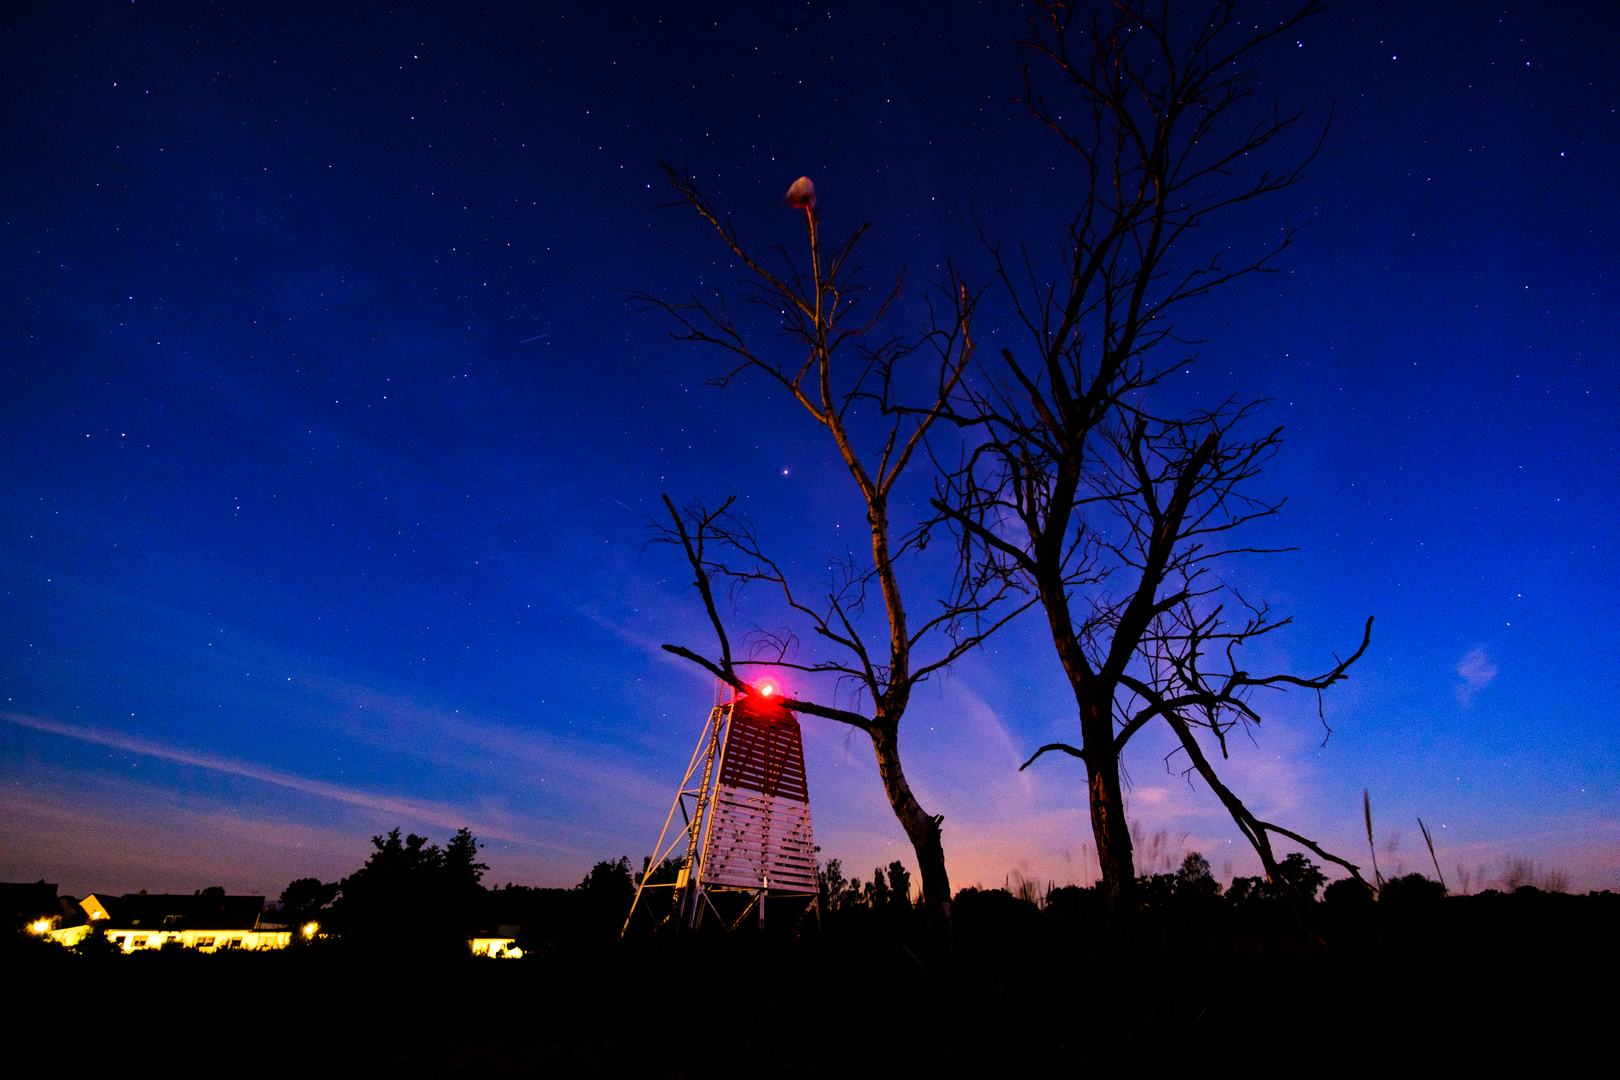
276,828,639,957
245,829,1620,969
264,833,935,957
11,827,1610,964
11,832,1619,1074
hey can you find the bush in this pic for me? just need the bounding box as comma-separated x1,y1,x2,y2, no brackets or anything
1380,873,1446,907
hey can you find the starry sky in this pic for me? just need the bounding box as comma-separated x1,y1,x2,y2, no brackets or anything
3,1,1617,899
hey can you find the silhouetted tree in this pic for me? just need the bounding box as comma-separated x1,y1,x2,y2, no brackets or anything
1322,876,1375,908
817,857,848,911
934,0,1371,929
279,877,339,941
443,826,490,927
1231,853,1327,905
578,856,636,935
579,857,634,898
1136,870,1180,910
643,166,1029,939
336,827,487,956
1174,853,1221,901
1278,853,1328,902
865,867,892,911
1380,873,1446,907
885,861,913,910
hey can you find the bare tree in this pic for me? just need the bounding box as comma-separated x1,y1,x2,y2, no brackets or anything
639,169,1028,934
934,0,1371,926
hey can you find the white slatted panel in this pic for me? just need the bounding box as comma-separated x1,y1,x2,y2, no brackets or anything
701,784,817,892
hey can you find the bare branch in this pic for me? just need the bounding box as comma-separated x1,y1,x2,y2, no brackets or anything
655,494,742,687
641,166,1016,932
1020,742,1088,770
937,0,1363,924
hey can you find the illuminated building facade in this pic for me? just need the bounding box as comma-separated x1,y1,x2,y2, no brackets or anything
51,892,292,952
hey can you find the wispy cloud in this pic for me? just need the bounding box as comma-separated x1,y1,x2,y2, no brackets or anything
1455,646,1498,707
0,775,595,896
0,785,372,896
290,676,680,813
1,709,523,840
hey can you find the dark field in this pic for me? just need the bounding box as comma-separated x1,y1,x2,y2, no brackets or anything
11,889,1615,1076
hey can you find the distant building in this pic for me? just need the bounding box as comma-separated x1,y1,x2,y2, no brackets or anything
469,936,522,958
52,892,291,952
17,884,516,956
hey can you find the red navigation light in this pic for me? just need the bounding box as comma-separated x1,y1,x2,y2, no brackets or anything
759,682,777,698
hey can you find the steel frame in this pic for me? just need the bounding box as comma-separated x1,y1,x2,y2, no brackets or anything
622,690,819,936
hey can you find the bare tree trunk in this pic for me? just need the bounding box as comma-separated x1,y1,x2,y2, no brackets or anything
645,170,1017,945
870,719,951,937
937,0,1375,947
1084,704,1135,924
1035,535,1138,927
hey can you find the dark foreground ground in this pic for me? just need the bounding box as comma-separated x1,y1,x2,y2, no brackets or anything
8,890,1616,1076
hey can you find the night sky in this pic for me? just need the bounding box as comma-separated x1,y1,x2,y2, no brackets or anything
4,1,1617,899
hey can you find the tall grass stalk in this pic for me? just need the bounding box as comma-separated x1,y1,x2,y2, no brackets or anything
1364,790,1383,889
1418,817,1447,893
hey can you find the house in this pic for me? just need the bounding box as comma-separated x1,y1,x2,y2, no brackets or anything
25,885,514,956
469,936,522,958
54,891,291,952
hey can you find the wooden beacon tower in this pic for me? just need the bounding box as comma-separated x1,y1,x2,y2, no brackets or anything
623,690,818,934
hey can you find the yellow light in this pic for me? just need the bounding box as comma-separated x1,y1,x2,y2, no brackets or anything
29,919,52,935
302,921,320,940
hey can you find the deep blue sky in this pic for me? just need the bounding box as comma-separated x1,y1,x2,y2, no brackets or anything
3,1,1617,898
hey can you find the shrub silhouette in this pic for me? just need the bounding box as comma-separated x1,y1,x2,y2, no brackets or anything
1380,873,1446,907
